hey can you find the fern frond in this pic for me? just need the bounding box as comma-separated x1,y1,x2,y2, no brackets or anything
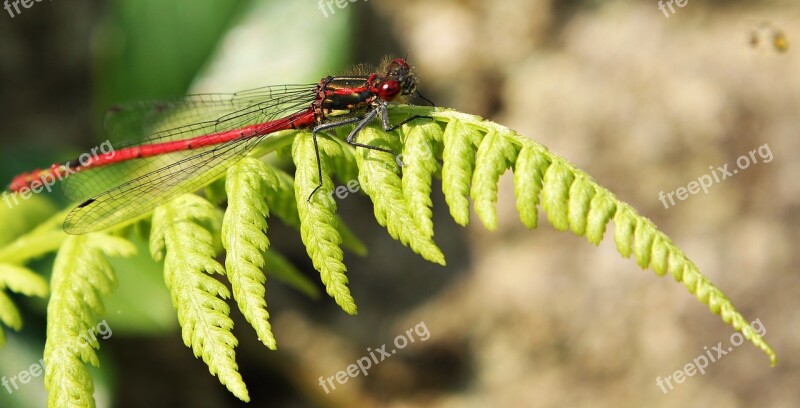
326,134,361,185
541,158,578,231
6,101,777,406
292,134,356,314
221,159,323,302
354,126,446,265
43,233,135,408
441,119,482,226
612,205,777,365
150,194,250,401
0,264,49,298
222,158,277,350
400,119,442,239
0,208,72,265
472,128,521,230
0,291,20,346
403,106,775,365
263,165,367,256
318,137,369,256
0,208,66,346
513,145,552,229
0,264,49,344
0,195,58,246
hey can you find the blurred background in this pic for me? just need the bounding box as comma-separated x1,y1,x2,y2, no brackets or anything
1,0,798,407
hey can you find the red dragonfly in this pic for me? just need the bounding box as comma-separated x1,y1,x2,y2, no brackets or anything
8,58,432,234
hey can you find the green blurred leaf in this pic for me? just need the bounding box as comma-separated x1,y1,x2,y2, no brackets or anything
0,195,58,247
93,0,250,129
103,234,177,334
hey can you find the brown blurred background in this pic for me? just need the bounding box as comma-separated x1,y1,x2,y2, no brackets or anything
1,0,798,407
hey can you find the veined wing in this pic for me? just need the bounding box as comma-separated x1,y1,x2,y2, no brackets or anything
62,121,301,234
102,84,318,148
63,91,316,202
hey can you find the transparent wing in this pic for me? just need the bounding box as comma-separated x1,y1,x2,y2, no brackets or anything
102,84,317,148
63,93,315,202
63,134,264,234
61,84,320,234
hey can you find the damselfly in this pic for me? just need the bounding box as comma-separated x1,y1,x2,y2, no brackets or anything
8,58,432,234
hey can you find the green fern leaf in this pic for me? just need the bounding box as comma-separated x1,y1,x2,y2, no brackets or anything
4,101,777,407
400,119,442,239
0,208,71,265
354,126,445,265
0,264,49,297
150,194,250,401
441,119,482,226
510,139,776,365
513,145,552,229
44,233,135,408
292,134,356,314
471,128,521,230
263,166,367,256
0,264,49,345
0,210,68,347
617,204,776,365
319,137,370,256
584,189,618,245
400,106,776,365
222,158,277,350
0,291,20,346
0,195,58,246
218,161,322,302
541,158,576,232
326,135,361,185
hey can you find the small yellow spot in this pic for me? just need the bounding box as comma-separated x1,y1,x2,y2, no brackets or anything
773,30,789,53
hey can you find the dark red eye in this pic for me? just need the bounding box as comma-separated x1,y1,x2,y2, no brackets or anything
377,80,401,100
391,58,410,70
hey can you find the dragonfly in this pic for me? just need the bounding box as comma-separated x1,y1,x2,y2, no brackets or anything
8,58,433,234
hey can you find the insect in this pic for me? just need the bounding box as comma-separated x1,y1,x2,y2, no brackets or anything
8,58,432,234
748,21,789,53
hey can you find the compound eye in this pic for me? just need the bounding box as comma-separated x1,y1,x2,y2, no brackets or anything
391,58,410,70
377,80,401,100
